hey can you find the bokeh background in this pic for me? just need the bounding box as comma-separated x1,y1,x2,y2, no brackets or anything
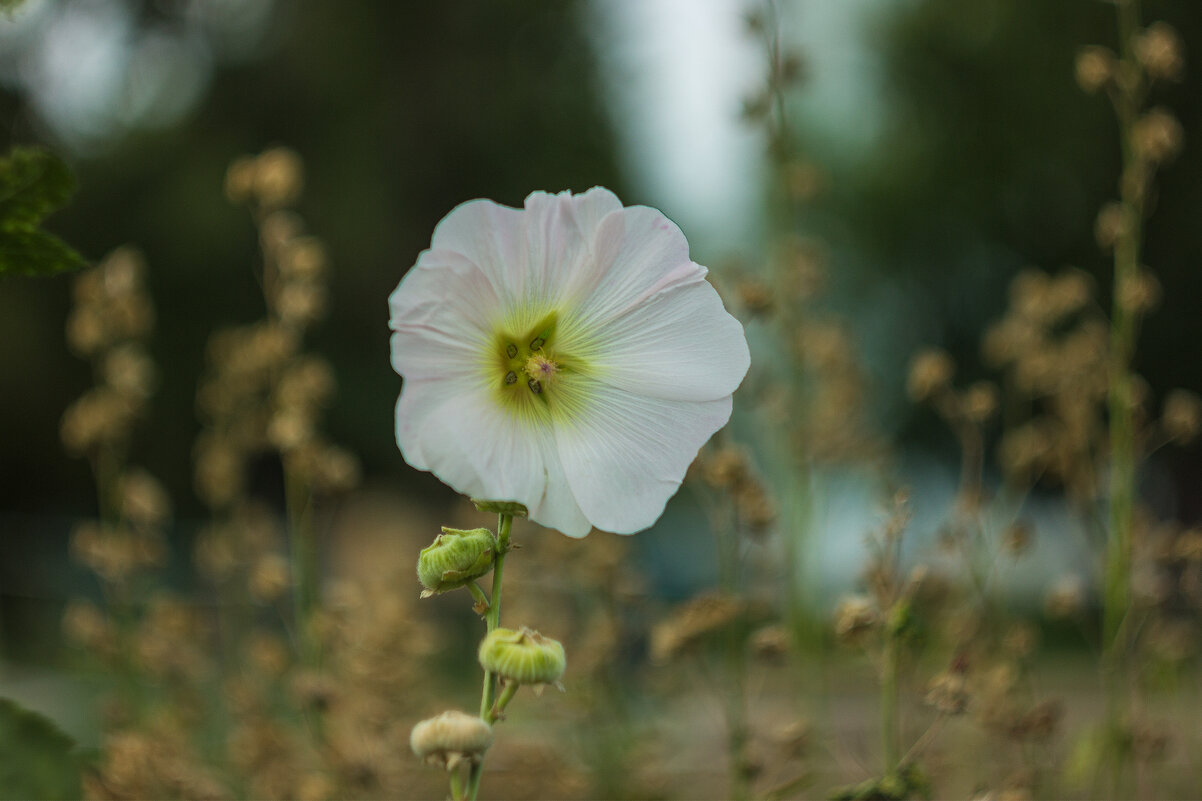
1,0,1201,798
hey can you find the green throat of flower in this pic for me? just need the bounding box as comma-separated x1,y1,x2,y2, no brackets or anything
487,310,590,425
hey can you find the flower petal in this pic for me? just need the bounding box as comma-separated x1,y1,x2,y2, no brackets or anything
561,205,704,334
554,384,733,534
428,198,529,306
388,249,497,379
586,277,750,402
395,375,591,537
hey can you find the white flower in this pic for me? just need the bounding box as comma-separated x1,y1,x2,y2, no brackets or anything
389,188,750,537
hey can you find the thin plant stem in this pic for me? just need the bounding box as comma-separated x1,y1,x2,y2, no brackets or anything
880,630,900,775
466,512,512,801
1102,2,1144,796
285,464,319,668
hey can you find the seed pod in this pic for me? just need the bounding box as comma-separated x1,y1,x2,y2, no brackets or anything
477,627,566,688
416,527,495,597
410,710,493,770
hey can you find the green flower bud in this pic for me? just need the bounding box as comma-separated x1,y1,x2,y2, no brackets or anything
410,710,493,770
417,527,495,597
478,626,566,688
470,498,528,517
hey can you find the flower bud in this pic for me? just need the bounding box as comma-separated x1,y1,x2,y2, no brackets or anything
417,527,496,597
477,627,566,688
410,710,493,770
470,499,528,517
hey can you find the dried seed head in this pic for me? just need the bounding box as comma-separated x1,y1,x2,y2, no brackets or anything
737,280,774,315
249,554,292,603
1132,109,1184,165
906,348,955,402
925,670,970,715
1161,389,1202,443
833,595,878,644
1044,575,1086,619
253,147,304,208
701,447,750,490
1002,521,1034,557
409,711,493,769
1117,269,1161,315
1135,22,1185,82
1094,202,1130,250
1075,46,1115,93
962,381,999,425
224,156,258,204
118,469,171,528
750,624,790,662
650,593,749,662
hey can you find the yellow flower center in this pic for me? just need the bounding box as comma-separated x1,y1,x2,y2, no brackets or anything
486,309,592,426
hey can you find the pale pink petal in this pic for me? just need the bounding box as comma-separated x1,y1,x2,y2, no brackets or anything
394,375,591,537
559,205,705,334
554,386,734,534
582,277,750,402
388,249,498,379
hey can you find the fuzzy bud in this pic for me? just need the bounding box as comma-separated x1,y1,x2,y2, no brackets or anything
417,527,496,596
409,711,493,770
477,627,566,688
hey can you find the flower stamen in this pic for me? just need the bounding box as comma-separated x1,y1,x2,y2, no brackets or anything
504,371,517,385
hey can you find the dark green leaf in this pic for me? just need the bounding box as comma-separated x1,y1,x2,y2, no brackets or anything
0,697,82,801
0,228,88,277
0,147,76,229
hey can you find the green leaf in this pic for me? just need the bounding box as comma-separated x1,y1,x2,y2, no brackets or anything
0,697,82,800
0,228,87,277
0,147,87,277
0,147,76,229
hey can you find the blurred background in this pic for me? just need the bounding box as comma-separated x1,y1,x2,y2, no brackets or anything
1,0,1201,798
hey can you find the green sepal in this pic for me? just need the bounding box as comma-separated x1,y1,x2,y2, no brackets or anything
470,499,528,517
417,527,496,596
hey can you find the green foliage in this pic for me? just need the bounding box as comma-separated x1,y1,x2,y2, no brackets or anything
0,697,82,800
0,147,86,277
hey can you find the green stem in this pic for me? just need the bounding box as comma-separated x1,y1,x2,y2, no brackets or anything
285,463,319,668
881,632,900,775
1103,3,1144,797
490,680,519,721
449,765,464,801
466,512,512,801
